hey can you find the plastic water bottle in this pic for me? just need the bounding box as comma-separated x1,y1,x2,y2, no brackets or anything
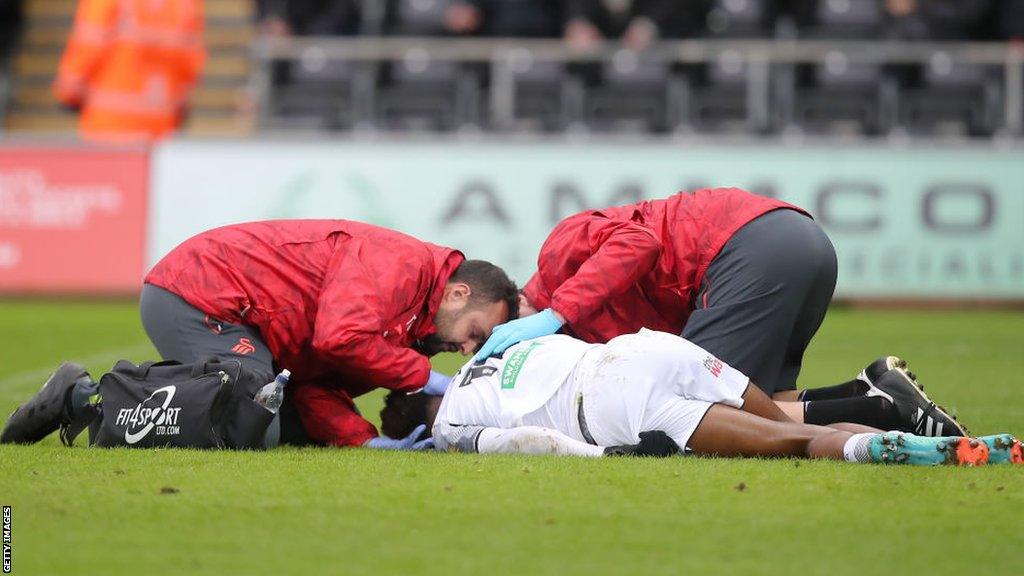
254,369,290,413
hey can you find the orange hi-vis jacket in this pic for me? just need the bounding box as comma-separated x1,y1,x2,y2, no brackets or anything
53,0,206,142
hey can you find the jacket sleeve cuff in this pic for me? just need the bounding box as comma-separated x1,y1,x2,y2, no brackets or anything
548,296,582,327
331,429,378,447
386,357,432,393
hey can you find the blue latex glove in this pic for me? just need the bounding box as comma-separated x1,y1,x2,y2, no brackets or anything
363,424,434,450
423,370,452,396
472,308,564,362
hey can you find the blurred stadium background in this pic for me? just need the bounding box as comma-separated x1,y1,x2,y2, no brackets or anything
1,3,1023,574
0,0,1022,302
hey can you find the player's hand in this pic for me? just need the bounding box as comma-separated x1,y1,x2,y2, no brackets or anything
472,308,564,362
422,370,453,396
363,424,435,450
603,431,681,457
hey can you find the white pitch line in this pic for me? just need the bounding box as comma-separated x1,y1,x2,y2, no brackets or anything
0,342,154,390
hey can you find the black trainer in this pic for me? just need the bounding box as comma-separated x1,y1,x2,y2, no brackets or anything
0,362,91,444
873,367,968,437
856,356,912,403
857,356,907,385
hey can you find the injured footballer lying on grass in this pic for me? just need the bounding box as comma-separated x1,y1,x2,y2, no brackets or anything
380,329,1023,466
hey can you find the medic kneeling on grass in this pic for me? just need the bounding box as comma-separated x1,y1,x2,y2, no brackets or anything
1,220,518,450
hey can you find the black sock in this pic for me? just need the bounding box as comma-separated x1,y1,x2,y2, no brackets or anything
804,396,903,430
64,377,99,420
798,379,870,401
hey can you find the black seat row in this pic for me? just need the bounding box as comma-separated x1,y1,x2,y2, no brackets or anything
265,53,1012,137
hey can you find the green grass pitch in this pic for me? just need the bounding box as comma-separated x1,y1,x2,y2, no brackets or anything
0,299,1022,575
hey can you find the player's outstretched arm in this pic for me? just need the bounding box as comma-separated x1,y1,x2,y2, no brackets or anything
434,423,680,458
478,426,607,456
433,421,605,456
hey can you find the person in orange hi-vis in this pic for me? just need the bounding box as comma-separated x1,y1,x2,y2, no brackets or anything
53,0,206,143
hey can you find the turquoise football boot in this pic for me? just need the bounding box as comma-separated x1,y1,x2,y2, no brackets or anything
977,434,1023,465
868,432,988,466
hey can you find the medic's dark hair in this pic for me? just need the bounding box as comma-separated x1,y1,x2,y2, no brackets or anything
450,260,519,322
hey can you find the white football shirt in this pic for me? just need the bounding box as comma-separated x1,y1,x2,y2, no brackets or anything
433,335,598,452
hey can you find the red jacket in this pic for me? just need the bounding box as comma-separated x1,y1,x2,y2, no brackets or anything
522,188,806,343
145,220,463,445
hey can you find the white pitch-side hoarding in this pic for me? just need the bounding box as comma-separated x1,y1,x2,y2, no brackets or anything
150,139,1024,299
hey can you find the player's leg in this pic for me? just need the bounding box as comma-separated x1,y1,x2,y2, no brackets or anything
747,389,876,433
681,210,915,431
828,422,883,433
612,334,850,460
786,365,967,436
760,227,914,406
681,404,987,465
576,342,984,465
785,284,913,428
784,356,906,402
686,404,849,459
764,232,965,434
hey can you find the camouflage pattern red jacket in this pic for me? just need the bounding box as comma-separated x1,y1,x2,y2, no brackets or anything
522,189,807,343
146,220,463,445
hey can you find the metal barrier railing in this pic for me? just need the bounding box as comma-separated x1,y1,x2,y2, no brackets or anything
251,37,1024,136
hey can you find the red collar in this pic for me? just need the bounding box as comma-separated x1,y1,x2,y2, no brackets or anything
522,272,549,311
413,246,465,339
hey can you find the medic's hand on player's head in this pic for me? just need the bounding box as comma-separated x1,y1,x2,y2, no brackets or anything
363,424,435,451
422,370,453,396
471,308,564,362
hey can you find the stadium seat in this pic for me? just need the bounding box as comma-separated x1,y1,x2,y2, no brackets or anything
791,51,891,135
897,55,1001,137
373,0,481,130
685,50,770,134
376,51,481,130
584,52,672,132
268,55,364,130
501,54,568,132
